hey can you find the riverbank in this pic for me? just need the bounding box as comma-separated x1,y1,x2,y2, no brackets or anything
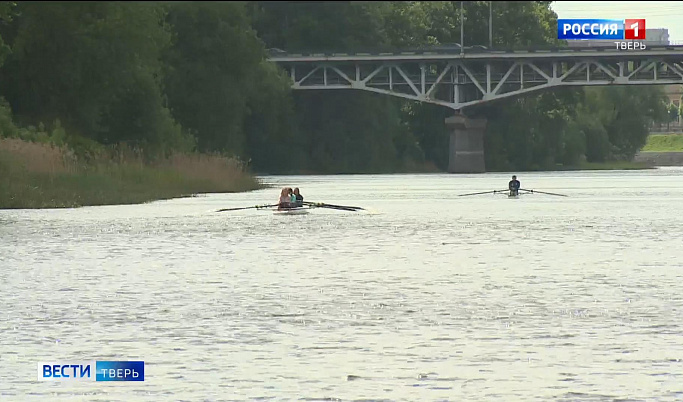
480,160,653,173
633,134,683,166
0,138,263,209
641,134,683,152
496,134,683,171
262,160,654,175
258,160,443,176
2,134,666,210
634,151,683,166
552,160,655,171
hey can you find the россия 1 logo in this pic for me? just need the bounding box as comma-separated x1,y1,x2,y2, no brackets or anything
558,19,647,50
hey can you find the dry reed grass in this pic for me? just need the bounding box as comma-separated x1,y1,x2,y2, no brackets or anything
0,137,75,174
0,138,251,182
1,137,262,208
163,152,248,184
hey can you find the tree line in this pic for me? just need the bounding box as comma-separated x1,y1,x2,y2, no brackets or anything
0,1,672,173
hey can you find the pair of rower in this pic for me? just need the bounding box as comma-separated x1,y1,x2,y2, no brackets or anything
278,187,303,210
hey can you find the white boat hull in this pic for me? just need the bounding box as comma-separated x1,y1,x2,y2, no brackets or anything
273,207,310,215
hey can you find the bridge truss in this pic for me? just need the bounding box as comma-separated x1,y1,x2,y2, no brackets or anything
270,47,683,110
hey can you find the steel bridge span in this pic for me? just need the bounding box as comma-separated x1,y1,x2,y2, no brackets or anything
269,46,683,172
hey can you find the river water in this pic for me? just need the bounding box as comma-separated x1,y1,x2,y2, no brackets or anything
2,168,683,401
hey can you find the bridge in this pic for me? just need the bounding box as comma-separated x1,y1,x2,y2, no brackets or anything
269,45,683,173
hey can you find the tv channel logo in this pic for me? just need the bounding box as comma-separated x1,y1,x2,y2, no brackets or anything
558,19,646,40
38,361,144,382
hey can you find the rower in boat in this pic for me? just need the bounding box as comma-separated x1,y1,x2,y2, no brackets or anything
289,188,296,205
293,188,304,207
509,175,520,196
278,187,294,210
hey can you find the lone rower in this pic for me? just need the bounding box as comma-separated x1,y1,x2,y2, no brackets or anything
509,175,521,196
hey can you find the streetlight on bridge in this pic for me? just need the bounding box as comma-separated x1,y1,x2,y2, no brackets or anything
489,1,493,48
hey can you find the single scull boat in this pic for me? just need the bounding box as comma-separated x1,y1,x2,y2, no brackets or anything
273,207,310,215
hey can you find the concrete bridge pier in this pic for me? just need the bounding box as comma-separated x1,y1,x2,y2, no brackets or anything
446,113,487,173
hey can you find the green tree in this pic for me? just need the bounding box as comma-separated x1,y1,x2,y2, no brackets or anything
578,86,668,161
576,107,609,163
243,60,301,172
0,1,14,66
165,2,266,156
250,1,392,52
249,1,430,173
667,102,680,130
0,2,190,155
0,1,17,139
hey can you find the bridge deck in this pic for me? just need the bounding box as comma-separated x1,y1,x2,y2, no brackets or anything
270,45,683,63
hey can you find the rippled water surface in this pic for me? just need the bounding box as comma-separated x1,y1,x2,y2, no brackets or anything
2,169,683,401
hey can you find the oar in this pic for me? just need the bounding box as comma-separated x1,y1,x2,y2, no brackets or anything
304,201,364,211
520,188,568,197
216,203,278,212
458,189,509,197
307,203,363,211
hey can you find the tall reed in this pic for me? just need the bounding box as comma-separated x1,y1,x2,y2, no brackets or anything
0,138,263,209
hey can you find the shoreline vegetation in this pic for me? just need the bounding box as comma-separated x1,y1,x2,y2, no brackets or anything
0,137,666,210
260,160,654,176
640,134,683,152
550,161,655,171
0,138,263,209
2,133,675,210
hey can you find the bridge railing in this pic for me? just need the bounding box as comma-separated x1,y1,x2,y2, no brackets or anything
269,45,683,59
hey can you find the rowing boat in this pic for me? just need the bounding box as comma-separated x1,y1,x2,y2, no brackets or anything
458,188,567,198
273,207,310,215
217,201,364,214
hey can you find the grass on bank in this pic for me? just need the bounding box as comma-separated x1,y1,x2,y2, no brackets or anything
558,160,654,170
640,134,683,152
0,138,263,209
485,160,653,173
